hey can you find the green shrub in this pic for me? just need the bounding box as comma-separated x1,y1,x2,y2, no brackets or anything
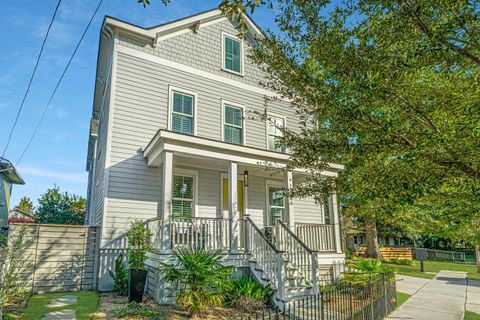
108,253,128,295
385,258,415,266
225,277,273,312
159,249,232,317
349,258,397,274
126,221,152,270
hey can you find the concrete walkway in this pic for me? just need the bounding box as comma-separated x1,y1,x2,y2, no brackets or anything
42,295,77,320
467,280,480,315
387,270,467,320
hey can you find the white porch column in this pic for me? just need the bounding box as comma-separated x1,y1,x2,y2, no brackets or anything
331,192,343,253
228,162,238,254
161,151,173,252
285,171,295,226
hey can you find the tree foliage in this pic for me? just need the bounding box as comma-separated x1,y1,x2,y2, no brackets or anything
35,185,86,225
218,0,480,249
126,221,152,270
15,196,33,213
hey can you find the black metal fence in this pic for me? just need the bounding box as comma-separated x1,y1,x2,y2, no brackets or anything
241,273,397,320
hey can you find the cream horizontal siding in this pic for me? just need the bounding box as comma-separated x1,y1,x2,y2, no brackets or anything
293,197,324,225
196,168,220,218
247,175,266,228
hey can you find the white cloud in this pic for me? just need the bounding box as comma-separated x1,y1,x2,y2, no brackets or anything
18,166,87,184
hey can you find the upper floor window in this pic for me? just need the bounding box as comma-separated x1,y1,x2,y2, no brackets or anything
223,102,244,145
169,86,196,135
267,116,286,153
223,33,243,75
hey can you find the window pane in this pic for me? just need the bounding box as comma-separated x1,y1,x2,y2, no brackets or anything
172,200,193,217
173,175,194,199
224,37,241,73
172,114,193,135
173,92,193,115
224,125,242,144
269,187,284,207
225,106,242,126
270,208,285,224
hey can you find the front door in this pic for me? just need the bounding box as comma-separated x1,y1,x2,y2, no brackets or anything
222,178,244,218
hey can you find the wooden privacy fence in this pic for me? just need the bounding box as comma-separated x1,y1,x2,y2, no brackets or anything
10,223,100,293
355,247,414,260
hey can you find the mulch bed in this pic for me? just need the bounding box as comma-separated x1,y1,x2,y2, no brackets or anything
92,293,262,320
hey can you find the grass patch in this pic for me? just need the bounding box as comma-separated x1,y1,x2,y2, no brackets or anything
396,291,411,307
22,291,99,320
465,311,480,320
391,261,480,280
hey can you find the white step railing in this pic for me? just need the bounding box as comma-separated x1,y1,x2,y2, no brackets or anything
295,223,336,252
274,220,318,293
244,217,285,300
171,217,230,251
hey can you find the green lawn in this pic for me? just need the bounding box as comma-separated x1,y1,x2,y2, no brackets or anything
396,291,411,307
465,311,480,320
392,261,480,280
22,291,99,320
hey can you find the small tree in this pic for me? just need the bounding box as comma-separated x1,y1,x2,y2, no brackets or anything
126,221,152,270
36,186,86,225
0,225,33,317
15,197,33,213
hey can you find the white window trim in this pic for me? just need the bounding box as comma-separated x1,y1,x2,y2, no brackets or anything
219,172,245,218
172,168,199,217
265,112,287,153
221,99,247,146
265,180,286,226
168,85,198,135
221,31,245,76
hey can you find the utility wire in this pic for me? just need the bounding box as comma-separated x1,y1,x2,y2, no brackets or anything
16,0,104,166
2,0,63,158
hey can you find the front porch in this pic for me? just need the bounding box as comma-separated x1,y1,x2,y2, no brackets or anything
143,130,345,303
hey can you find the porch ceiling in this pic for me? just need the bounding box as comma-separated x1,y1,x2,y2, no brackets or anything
143,130,344,177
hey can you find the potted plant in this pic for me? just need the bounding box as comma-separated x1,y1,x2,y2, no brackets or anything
126,220,152,302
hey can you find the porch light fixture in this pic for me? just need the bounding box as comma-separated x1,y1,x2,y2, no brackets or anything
244,170,249,187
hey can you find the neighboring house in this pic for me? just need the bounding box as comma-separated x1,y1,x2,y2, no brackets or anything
86,9,345,305
0,157,25,226
8,207,34,224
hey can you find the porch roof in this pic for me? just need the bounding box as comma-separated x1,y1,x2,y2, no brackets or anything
143,130,344,176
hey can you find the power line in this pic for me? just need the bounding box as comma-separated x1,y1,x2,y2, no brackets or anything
1,0,63,158
16,0,104,166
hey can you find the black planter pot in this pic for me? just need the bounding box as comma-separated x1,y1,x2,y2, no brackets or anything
128,269,148,303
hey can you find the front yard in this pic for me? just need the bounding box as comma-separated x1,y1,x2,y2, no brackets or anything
392,260,480,280
21,291,99,320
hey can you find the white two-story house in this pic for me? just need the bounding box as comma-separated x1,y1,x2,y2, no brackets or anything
86,9,345,304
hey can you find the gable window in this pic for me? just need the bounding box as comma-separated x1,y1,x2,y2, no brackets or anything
169,87,196,135
223,33,243,75
267,185,286,226
267,116,286,153
223,103,244,145
172,175,195,217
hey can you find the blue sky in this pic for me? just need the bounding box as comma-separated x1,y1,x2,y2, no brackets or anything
0,0,274,208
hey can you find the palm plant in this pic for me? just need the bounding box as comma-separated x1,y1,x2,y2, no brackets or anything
349,258,396,274
159,249,233,317
225,277,273,312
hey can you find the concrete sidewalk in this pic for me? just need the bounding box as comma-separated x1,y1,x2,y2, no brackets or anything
387,270,467,320
467,279,480,315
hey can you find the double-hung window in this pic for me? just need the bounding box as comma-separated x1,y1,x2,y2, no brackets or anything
223,34,242,74
171,91,194,135
172,175,194,218
223,104,243,145
268,186,286,226
267,116,286,153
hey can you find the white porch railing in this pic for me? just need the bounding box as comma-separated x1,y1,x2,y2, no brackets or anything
146,217,163,250
295,223,336,252
171,217,230,251
244,217,285,300
274,220,318,293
